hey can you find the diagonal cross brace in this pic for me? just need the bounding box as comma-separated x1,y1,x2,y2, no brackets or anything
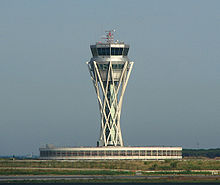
87,61,133,146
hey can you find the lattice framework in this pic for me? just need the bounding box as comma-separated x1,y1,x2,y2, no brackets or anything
87,61,133,146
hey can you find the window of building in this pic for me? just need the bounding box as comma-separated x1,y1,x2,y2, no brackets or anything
162,150,167,156
96,47,125,56
106,151,112,156
78,151,84,156
177,151,182,156
97,64,109,70
112,64,124,69
92,151,98,156
97,47,110,55
140,151,145,156
120,151,126,156
152,150,157,156
123,48,129,56
99,151,105,156
72,152,77,156
85,151,90,156
127,150,132,156
111,48,123,55
158,150,163,156
91,48,98,56
113,151,119,156
133,151,139,156
147,151,151,156
171,151,176,156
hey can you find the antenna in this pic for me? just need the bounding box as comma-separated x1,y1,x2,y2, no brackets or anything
101,29,116,43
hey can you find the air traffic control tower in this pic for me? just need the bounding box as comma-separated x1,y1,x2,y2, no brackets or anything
87,30,133,147
39,31,182,160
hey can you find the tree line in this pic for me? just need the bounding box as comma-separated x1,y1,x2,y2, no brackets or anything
183,148,220,158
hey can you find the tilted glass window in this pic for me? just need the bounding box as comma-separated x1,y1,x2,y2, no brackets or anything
105,48,110,55
123,48,129,56
97,47,125,56
111,48,123,55
97,47,110,55
91,48,98,56
97,48,102,55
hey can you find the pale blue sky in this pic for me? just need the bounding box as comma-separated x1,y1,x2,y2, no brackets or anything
0,0,219,155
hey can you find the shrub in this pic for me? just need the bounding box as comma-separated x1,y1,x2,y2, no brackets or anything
170,161,178,169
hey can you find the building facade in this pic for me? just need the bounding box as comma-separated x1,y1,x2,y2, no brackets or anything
40,146,182,160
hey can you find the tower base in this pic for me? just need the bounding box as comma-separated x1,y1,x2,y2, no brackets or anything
39,145,182,160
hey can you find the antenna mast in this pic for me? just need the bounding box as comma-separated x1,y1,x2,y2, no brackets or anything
102,30,115,43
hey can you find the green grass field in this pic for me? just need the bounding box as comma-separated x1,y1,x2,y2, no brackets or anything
1,158,220,171
0,159,220,183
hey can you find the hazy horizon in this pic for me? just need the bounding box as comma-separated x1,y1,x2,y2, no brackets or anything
0,0,219,156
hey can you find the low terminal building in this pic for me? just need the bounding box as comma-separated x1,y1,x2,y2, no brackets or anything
40,145,182,160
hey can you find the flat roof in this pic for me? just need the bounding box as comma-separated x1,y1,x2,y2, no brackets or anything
40,146,182,151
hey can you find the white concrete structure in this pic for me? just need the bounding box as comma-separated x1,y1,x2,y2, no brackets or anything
87,30,133,147
40,146,182,160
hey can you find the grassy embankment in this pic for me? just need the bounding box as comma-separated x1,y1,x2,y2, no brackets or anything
0,158,220,176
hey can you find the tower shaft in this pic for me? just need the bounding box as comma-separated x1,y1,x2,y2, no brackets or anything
88,61,133,146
